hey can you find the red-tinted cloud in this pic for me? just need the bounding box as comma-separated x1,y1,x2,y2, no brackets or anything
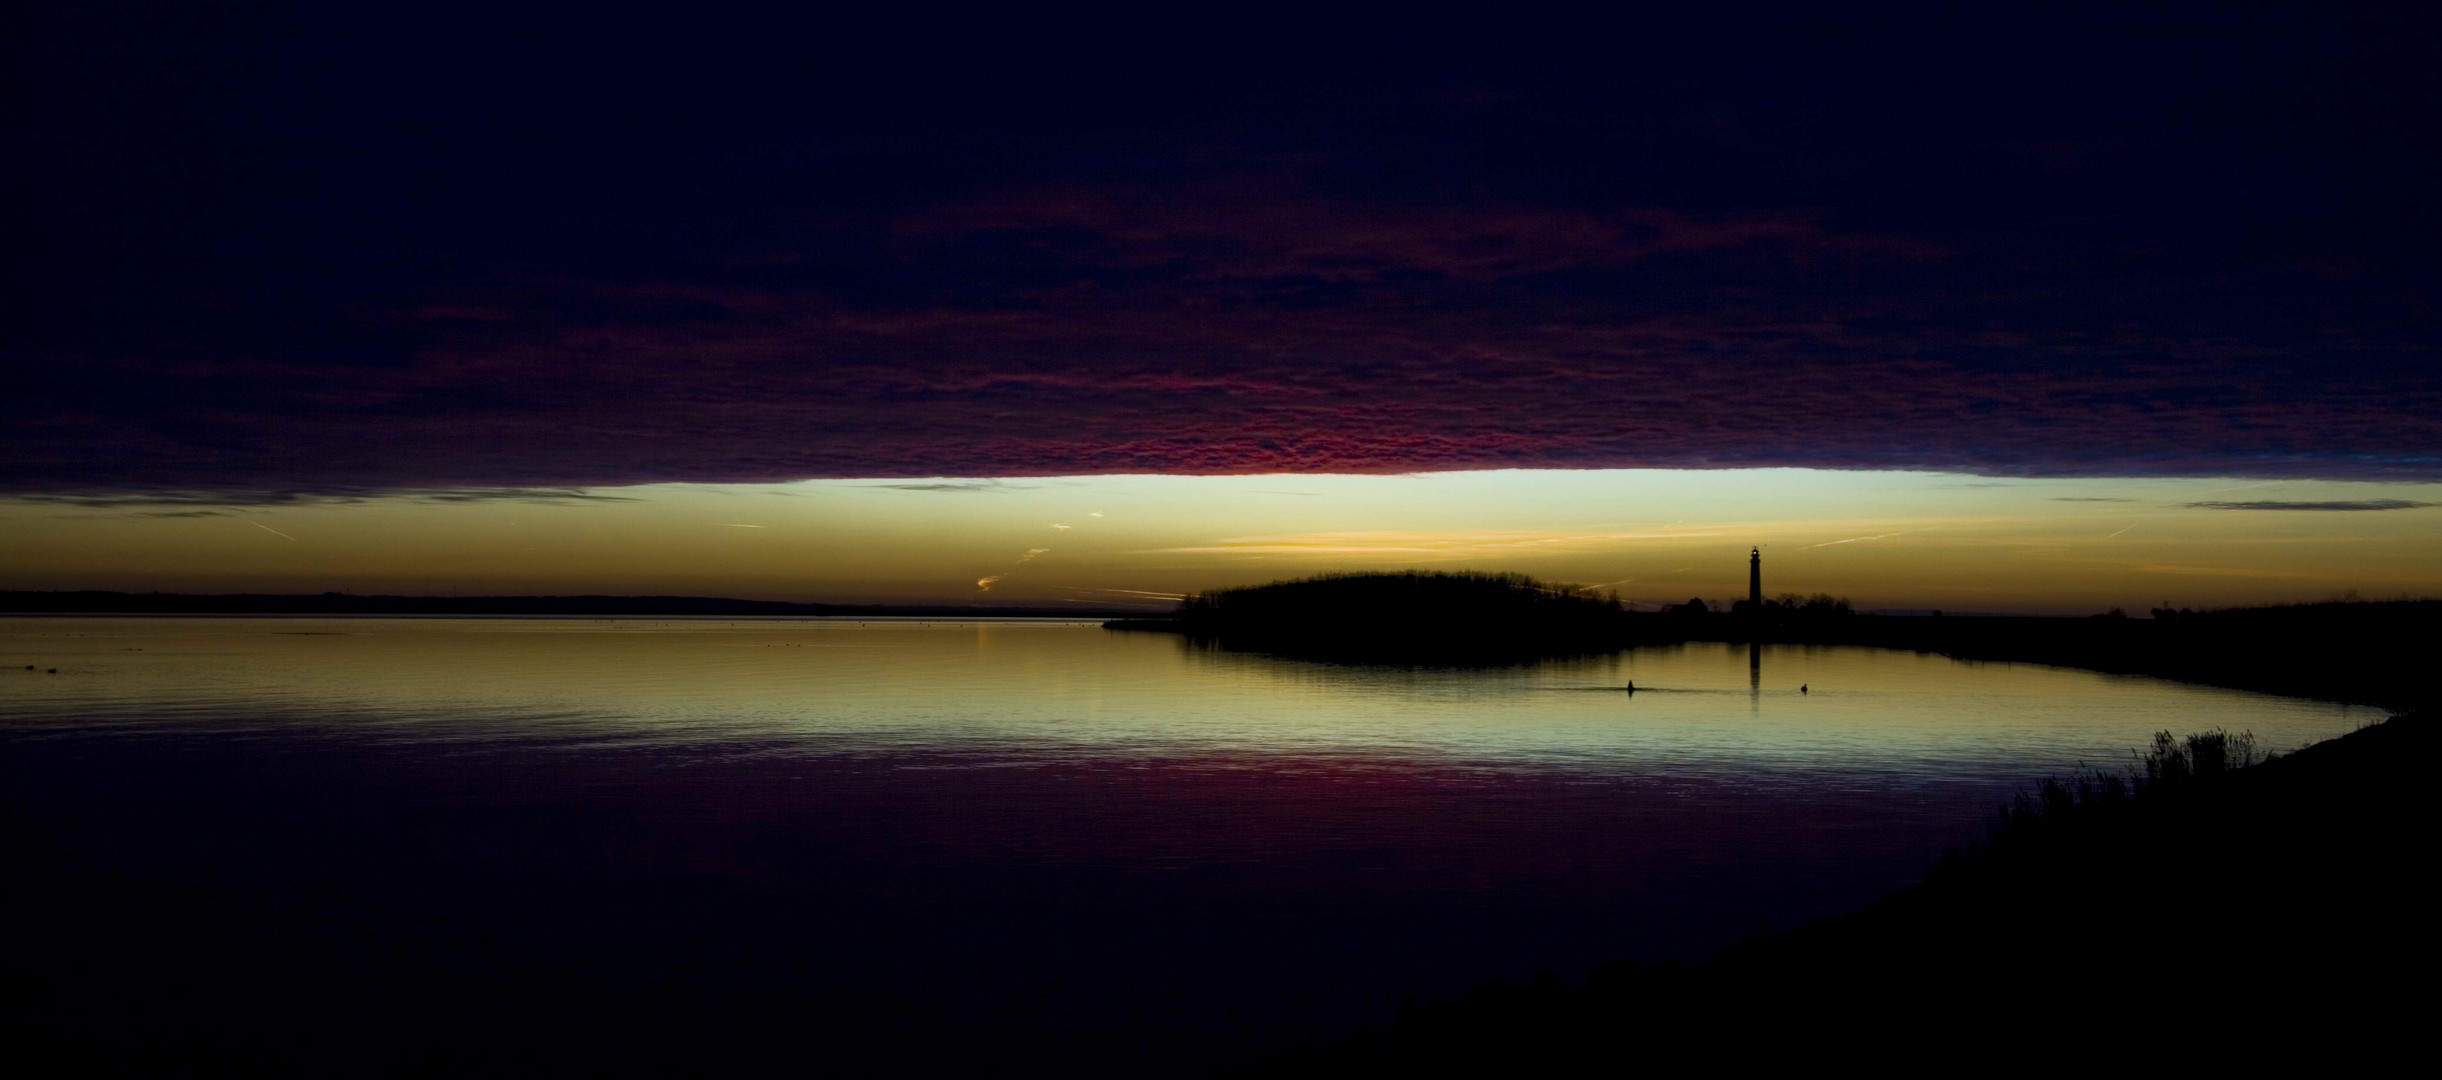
7,8,2436,498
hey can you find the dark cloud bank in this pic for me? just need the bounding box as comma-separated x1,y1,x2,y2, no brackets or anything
6,4,2438,499
2186,499,2434,511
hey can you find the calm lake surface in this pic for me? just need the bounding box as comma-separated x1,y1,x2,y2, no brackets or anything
1,617,2366,1071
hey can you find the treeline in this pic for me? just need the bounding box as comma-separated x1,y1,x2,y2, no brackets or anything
1111,571,1876,664
1755,599,2439,708
1177,571,1625,623
1656,590,1854,620
1154,571,1646,664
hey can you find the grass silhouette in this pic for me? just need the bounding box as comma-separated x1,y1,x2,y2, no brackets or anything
1269,713,2433,1073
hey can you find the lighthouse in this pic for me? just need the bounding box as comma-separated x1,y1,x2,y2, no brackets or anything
1749,547,1762,608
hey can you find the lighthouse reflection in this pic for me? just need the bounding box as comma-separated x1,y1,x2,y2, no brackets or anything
1749,641,1761,709
1747,546,1764,709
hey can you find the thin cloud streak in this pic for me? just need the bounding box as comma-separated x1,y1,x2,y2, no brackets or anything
865,481,1038,493
1063,587,1189,600
1132,528,1727,558
1801,531,1908,549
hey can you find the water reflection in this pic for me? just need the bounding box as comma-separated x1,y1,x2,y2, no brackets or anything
0,617,2360,778
1750,640,1761,708
0,616,2370,1068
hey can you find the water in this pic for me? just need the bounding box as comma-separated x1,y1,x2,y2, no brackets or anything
0,617,2364,1070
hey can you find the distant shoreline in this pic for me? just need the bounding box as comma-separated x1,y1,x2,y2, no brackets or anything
12,590,2426,711
1121,610,2432,710
1,612,1120,622
1110,577,2436,711
0,590,1144,620
1118,615,2422,708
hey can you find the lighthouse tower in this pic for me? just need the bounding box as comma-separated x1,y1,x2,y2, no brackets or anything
1749,547,1762,608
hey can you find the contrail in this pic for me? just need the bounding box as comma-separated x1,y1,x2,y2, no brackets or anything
251,522,298,541
2106,520,2138,538
1802,531,1905,549
977,516,1093,591
716,523,767,528
980,544,1055,591
1574,578,1636,592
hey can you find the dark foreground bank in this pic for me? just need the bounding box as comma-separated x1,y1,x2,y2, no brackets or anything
9,715,2414,1076
1268,711,2437,1074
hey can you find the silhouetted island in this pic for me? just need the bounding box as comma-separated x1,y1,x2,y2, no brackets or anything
1106,571,1653,664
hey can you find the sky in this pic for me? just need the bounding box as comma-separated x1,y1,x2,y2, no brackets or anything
7,471,2437,614
4,3,2437,610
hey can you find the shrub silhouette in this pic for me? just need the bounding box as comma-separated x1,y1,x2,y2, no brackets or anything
1272,715,2431,1074
1168,571,1640,663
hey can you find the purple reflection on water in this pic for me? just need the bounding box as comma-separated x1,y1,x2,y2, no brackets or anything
0,619,2359,1072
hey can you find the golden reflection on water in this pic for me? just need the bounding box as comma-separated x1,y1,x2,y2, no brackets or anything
0,617,2363,778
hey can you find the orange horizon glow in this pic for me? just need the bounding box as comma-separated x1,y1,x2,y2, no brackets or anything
4,469,2437,615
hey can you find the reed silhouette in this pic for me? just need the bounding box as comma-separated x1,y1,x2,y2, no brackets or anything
1268,712,2434,1073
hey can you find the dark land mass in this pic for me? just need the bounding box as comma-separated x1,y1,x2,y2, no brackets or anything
1686,599,2438,711
0,589,1136,620
1108,572,1643,665
1110,574,2437,709
1270,712,2437,1074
